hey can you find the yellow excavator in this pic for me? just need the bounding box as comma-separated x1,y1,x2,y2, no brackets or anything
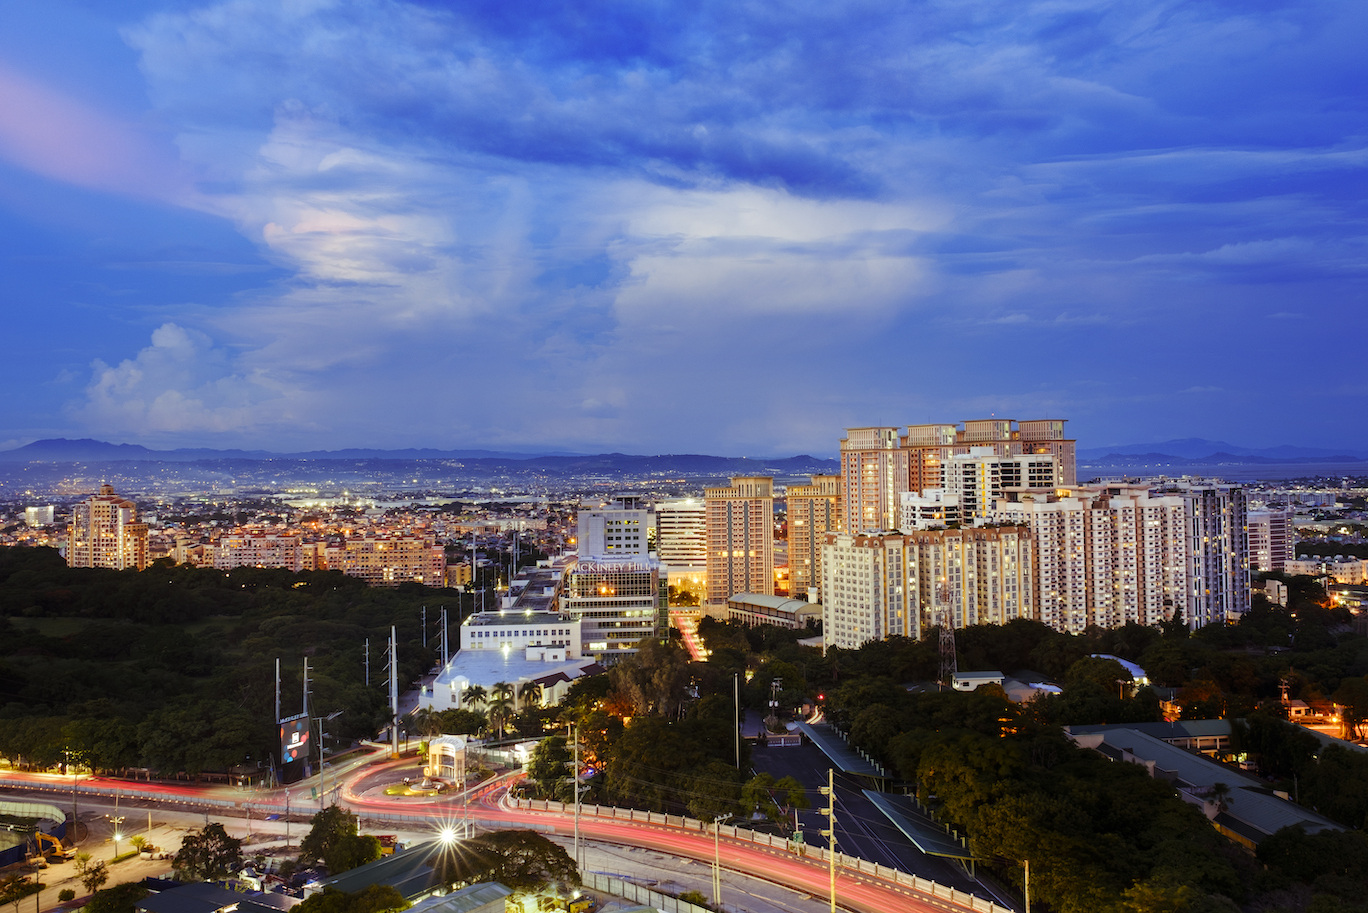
31,832,76,864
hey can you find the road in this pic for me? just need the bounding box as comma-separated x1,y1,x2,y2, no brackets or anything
2,752,1004,913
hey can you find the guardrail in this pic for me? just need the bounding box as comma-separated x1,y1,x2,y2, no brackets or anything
512,797,1012,913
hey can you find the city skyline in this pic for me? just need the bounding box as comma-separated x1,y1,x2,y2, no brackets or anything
2,2,1365,456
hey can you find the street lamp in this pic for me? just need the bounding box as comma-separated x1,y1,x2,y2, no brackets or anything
712,815,738,908
317,710,343,810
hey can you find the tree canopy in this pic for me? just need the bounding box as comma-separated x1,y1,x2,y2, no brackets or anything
172,823,242,882
299,805,380,874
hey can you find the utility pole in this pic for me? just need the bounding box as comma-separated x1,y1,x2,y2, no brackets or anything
441,607,449,667
364,638,370,687
389,626,400,759
820,768,836,913
1024,858,1031,913
573,723,581,872
274,658,280,728
734,673,740,768
422,605,427,648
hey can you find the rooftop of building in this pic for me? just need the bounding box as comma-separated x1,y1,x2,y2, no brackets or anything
464,610,573,628
434,650,599,692
725,593,817,612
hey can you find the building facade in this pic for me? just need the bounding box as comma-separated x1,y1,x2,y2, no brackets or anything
325,534,446,586
705,476,775,605
840,418,1076,535
905,526,1034,630
787,474,841,601
213,529,306,571
66,484,148,571
840,427,906,534
576,495,654,557
560,556,666,659
656,498,706,568
821,532,914,649
1247,509,1295,573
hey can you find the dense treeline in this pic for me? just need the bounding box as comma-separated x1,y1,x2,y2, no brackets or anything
0,546,463,774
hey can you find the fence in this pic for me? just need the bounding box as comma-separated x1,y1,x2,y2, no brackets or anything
582,873,712,913
513,798,1012,913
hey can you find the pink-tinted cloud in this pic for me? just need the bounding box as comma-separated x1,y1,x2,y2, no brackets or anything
0,60,189,201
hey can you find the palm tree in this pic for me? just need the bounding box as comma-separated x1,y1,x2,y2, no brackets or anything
487,682,516,739
462,684,487,712
518,680,543,711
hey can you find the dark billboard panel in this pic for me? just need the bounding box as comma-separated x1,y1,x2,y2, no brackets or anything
279,714,311,784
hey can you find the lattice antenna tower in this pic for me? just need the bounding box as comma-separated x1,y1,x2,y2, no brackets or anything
937,579,958,686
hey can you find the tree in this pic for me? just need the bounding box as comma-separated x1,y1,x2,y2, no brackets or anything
83,882,150,913
79,861,109,894
463,830,577,892
0,874,38,913
486,683,515,739
299,806,378,873
610,638,692,718
173,822,242,882
526,736,571,799
462,685,487,711
435,709,486,735
295,886,409,913
1332,677,1368,741
517,681,543,711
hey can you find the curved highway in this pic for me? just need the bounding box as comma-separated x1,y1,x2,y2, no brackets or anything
1,757,997,913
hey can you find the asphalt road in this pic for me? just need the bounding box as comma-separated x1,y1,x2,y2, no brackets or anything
3,745,1010,913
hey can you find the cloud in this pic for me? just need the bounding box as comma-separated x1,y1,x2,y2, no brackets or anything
72,323,298,439
0,61,190,201
41,0,1368,452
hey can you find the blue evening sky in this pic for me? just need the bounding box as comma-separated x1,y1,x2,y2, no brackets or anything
1,0,1364,456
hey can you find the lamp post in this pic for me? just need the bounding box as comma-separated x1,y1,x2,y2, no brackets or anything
317,710,343,810
712,816,737,908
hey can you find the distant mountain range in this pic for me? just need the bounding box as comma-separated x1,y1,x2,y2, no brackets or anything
1079,438,1368,464
3,436,1363,471
0,438,840,475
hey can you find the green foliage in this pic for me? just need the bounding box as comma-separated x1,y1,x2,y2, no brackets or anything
172,823,242,882
1258,826,1368,906
0,873,41,913
609,638,693,718
526,735,571,798
601,714,745,812
677,890,709,906
83,881,151,913
1232,713,1320,780
1300,746,1368,829
437,830,577,892
79,860,109,894
0,546,454,775
58,889,76,902
299,806,378,873
295,885,409,913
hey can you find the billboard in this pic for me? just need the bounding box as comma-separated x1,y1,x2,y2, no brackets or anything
280,715,311,764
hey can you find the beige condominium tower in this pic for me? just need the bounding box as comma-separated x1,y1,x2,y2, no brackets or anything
705,476,775,606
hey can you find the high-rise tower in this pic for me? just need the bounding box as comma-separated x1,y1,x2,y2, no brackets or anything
66,484,148,571
705,476,775,606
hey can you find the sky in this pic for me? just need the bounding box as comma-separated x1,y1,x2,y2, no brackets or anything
1,0,1365,458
